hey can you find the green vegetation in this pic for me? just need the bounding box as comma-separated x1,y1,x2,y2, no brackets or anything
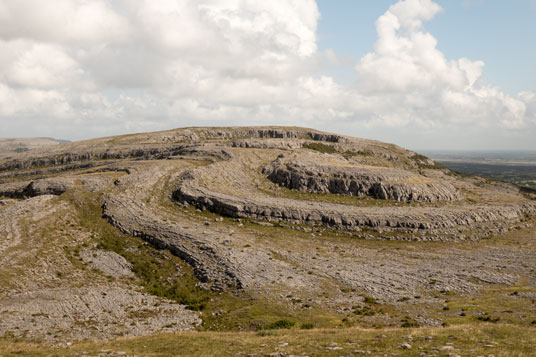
435,283,536,328
264,319,295,330
302,142,338,154
412,153,430,162
300,323,314,330
50,178,536,337
362,295,376,304
303,142,376,160
352,305,376,316
341,149,374,159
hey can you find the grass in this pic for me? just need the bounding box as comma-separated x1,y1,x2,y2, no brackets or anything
438,284,536,328
1,324,535,356
302,142,399,167
303,142,377,160
302,142,338,154
341,149,374,159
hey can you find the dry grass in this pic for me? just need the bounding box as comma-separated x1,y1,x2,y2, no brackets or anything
1,324,535,356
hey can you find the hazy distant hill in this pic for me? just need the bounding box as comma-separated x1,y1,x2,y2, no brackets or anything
0,137,70,157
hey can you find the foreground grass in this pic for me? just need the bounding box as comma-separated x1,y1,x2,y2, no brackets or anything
1,324,535,356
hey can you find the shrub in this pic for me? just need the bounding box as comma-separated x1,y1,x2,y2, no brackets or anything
353,306,375,316
476,316,500,323
300,323,314,330
400,316,419,328
264,319,296,330
362,295,376,304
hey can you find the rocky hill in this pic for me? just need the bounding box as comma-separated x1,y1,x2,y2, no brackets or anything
0,127,535,350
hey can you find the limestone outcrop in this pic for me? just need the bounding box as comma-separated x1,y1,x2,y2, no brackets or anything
263,157,461,203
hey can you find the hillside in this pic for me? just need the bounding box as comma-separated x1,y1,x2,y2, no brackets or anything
0,127,535,355
0,138,69,157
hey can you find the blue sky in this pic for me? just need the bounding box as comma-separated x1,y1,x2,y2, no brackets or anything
0,0,535,150
317,0,536,95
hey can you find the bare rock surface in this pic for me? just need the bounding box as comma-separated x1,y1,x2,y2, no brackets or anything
0,287,200,342
0,175,113,198
80,250,135,278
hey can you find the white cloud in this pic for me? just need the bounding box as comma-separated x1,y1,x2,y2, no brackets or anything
353,0,532,131
0,0,129,44
519,91,536,123
4,42,82,89
0,0,534,149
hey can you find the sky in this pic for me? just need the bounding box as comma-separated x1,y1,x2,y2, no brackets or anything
0,0,535,151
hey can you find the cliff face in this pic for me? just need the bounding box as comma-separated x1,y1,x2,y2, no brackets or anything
264,157,461,203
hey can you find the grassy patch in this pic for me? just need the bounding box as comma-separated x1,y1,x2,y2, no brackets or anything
302,142,338,154
341,149,375,159
303,142,379,161
438,284,536,328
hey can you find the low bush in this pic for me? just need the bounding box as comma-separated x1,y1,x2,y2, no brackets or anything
265,319,296,330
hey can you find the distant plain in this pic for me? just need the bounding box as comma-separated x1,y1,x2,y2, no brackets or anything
424,151,536,190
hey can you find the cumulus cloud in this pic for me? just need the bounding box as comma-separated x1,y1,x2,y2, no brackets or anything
355,0,531,131
0,0,129,44
0,0,534,149
0,0,322,137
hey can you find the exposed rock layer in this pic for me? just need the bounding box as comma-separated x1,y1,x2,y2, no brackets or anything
264,157,461,202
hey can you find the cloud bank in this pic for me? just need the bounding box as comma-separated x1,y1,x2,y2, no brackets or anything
0,0,534,149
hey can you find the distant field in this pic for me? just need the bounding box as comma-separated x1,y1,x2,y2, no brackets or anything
437,161,536,189
421,151,536,190
423,150,536,164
